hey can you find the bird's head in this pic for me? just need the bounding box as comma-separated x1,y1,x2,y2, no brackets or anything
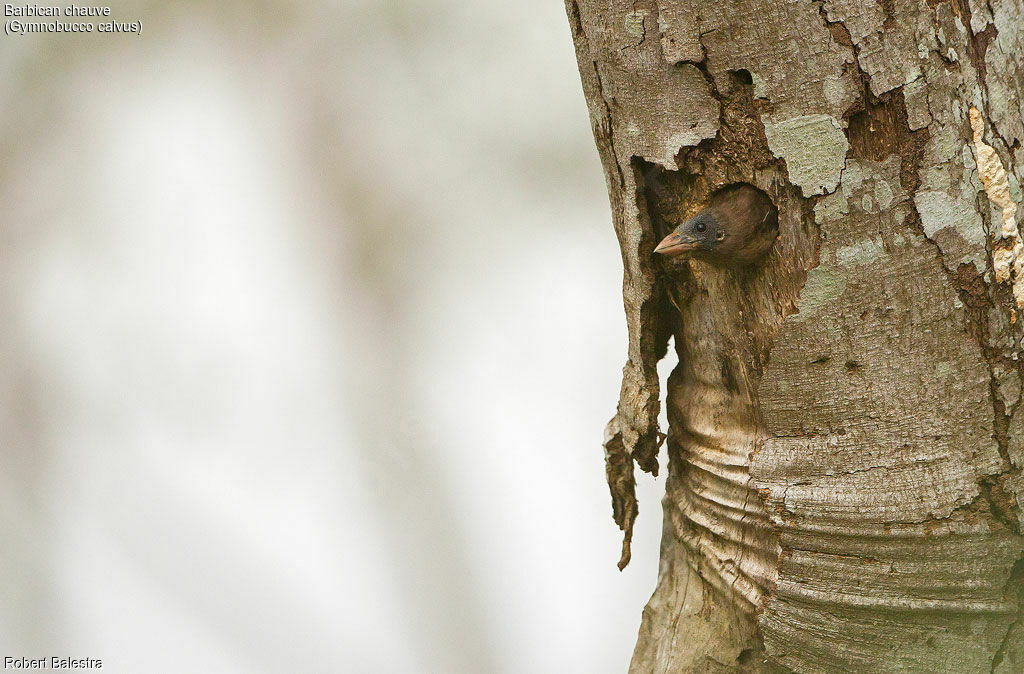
653,183,778,265
653,210,724,256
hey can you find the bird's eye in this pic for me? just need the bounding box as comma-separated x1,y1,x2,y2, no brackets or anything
695,222,707,233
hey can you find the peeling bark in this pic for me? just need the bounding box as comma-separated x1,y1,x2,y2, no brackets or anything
565,0,1024,671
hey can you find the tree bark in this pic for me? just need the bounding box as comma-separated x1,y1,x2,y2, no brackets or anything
564,0,1024,671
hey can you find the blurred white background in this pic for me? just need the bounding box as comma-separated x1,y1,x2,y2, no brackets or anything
0,1,665,672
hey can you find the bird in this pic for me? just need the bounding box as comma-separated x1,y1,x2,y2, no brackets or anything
653,184,778,266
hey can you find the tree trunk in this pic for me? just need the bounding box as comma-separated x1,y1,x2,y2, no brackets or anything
564,0,1024,671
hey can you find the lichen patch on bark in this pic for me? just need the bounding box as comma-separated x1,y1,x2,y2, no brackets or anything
761,114,850,197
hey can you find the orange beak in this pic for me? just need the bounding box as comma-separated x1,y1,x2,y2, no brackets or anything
654,232,699,256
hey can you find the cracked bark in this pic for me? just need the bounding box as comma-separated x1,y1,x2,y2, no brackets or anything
565,0,1024,671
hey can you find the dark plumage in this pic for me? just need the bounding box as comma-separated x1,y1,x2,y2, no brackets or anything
654,184,778,266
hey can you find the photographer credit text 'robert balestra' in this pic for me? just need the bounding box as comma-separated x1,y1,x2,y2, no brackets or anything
4,657,102,669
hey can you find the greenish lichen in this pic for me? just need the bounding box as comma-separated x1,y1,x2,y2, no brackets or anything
761,114,850,197
914,189,988,271
836,237,885,267
874,180,895,211
791,266,847,321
